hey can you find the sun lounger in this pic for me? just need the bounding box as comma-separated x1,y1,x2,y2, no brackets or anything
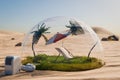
55,47,73,61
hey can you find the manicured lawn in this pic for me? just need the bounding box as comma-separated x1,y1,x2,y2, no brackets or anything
22,54,104,71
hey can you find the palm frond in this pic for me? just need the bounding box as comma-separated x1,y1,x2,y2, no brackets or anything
66,20,84,35
44,32,50,34
65,25,71,28
42,34,48,42
40,23,45,28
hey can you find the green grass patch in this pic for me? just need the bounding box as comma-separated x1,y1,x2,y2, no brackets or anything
22,54,104,71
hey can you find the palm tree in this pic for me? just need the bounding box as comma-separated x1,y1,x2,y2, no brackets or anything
31,23,50,57
66,20,98,58
66,20,84,35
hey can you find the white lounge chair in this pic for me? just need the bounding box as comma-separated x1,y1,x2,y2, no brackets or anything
55,47,73,61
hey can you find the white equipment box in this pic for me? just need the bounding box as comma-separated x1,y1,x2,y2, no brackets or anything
5,56,21,75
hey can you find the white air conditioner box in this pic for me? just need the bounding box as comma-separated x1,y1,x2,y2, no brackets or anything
5,56,21,75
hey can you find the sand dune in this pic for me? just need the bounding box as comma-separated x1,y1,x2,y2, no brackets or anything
92,26,113,35
0,30,24,58
0,27,120,80
92,27,120,39
0,30,23,36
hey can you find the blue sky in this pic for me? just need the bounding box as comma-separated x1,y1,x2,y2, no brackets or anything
0,0,120,34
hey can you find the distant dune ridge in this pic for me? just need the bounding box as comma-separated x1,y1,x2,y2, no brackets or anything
92,26,113,35
91,26,118,39
0,30,23,36
0,30,14,34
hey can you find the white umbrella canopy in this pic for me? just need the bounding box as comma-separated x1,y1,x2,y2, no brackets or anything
22,16,103,58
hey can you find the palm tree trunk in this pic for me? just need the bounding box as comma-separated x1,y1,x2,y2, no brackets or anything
88,41,98,58
32,42,36,57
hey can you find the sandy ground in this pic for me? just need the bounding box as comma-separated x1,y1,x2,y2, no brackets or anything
0,28,120,80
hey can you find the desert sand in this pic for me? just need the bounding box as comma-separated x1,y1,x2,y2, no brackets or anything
0,27,120,80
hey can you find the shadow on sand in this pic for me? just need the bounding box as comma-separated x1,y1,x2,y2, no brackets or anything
105,64,120,67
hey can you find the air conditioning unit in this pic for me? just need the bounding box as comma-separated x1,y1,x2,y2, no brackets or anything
5,56,21,75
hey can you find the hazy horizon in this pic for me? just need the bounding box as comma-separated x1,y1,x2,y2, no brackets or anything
0,0,120,35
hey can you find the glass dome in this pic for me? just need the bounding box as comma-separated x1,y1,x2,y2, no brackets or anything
22,16,103,58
